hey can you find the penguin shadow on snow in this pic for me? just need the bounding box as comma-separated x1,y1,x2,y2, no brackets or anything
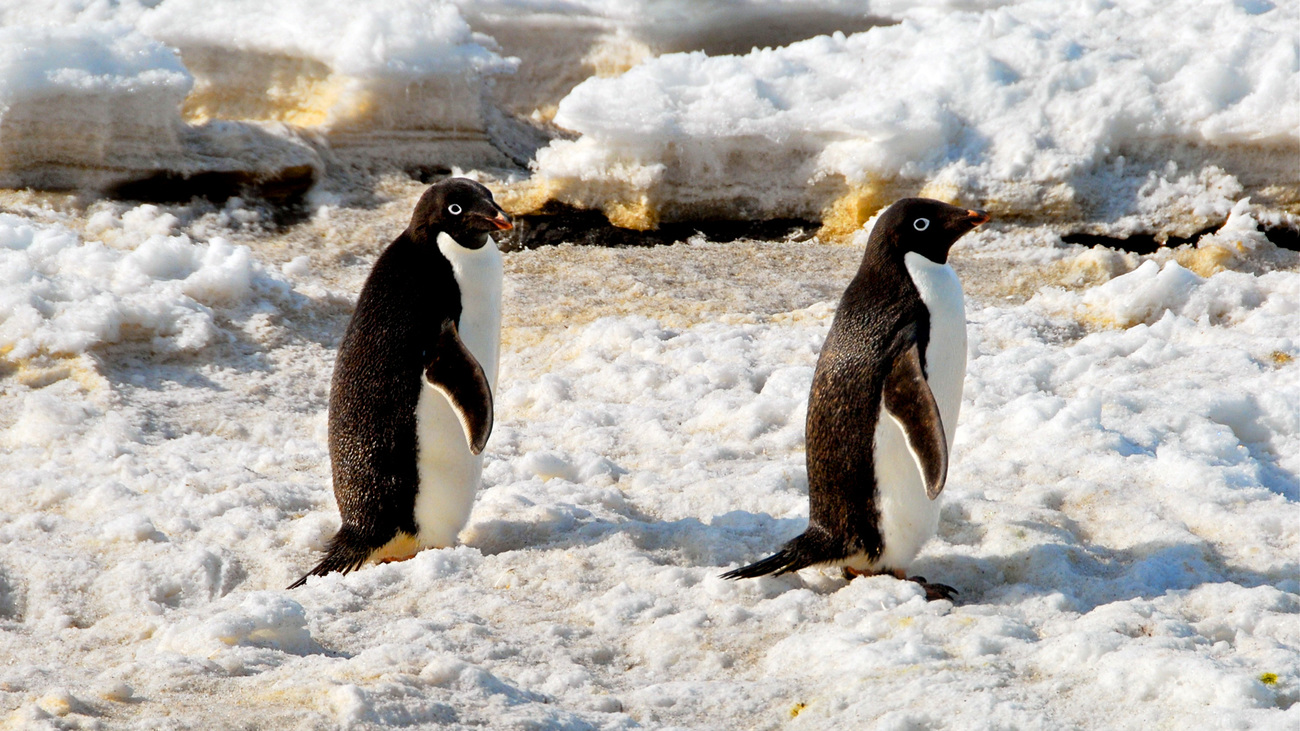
92,281,348,438
463,499,830,579
920,506,1297,611
458,470,1297,608
463,502,864,597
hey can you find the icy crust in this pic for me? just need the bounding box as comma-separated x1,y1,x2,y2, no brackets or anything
530,0,1300,232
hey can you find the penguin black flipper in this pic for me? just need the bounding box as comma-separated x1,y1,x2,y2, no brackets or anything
883,340,948,500
426,318,494,455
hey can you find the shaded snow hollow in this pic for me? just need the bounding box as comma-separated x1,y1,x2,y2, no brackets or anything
0,189,1296,729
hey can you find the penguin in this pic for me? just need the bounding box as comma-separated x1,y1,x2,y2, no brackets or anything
289,178,512,588
723,198,988,601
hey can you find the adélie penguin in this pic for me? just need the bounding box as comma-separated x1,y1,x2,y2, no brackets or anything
723,198,989,601
289,178,512,589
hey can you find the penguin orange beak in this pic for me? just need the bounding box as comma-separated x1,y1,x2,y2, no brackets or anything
485,212,513,231
966,209,990,226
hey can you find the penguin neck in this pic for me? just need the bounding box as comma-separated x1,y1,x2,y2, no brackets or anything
858,242,923,278
435,231,503,387
902,250,966,443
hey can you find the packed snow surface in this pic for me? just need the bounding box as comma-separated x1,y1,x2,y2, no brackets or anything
0,187,1296,729
1,0,1298,728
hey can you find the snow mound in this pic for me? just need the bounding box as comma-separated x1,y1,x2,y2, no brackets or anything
155,592,322,665
0,208,275,365
1037,250,1298,331
523,0,1300,233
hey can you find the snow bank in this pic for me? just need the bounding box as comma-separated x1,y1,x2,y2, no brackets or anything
0,19,322,194
140,0,521,170
0,25,192,190
524,0,1300,232
459,1,887,117
0,0,521,190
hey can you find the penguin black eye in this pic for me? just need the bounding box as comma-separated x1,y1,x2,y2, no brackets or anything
448,204,462,215
913,218,930,232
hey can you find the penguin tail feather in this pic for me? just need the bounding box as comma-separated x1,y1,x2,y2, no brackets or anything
721,533,825,580
287,528,374,589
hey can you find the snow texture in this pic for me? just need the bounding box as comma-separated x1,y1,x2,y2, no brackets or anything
0,0,518,186
0,187,1296,729
0,1,1298,728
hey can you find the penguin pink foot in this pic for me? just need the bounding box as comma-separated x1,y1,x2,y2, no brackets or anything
840,567,958,602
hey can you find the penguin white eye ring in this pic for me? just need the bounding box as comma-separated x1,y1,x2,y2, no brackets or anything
913,218,930,231
448,204,462,215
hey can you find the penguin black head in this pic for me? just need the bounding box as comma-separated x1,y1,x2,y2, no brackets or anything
408,178,513,250
870,198,990,264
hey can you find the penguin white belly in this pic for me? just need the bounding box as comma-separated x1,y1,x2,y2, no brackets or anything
411,232,502,548
869,253,967,571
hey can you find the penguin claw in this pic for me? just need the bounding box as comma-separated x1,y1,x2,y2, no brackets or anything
911,578,959,602
841,569,958,602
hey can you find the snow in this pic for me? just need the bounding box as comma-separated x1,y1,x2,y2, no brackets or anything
4,1,1296,233
141,0,504,80
0,208,271,363
0,189,1296,728
0,0,518,187
0,0,1298,728
0,24,193,189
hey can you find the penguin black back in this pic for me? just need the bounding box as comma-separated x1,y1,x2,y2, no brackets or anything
724,198,988,584
290,178,511,587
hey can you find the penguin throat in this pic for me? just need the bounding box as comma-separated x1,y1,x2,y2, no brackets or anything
448,229,489,250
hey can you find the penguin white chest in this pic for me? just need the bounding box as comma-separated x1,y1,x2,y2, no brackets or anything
870,253,967,571
410,232,503,548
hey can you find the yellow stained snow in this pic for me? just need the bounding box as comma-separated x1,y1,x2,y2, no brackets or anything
496,177,659,231
584,35,653,78
817,182,893,241
1173,240,1241,277
183,73,348,128
178,50,348,128
0,351,104,391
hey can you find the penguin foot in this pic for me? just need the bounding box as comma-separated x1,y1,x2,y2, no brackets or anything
907,575,959,602
841,568,958,602
378,554,418,564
